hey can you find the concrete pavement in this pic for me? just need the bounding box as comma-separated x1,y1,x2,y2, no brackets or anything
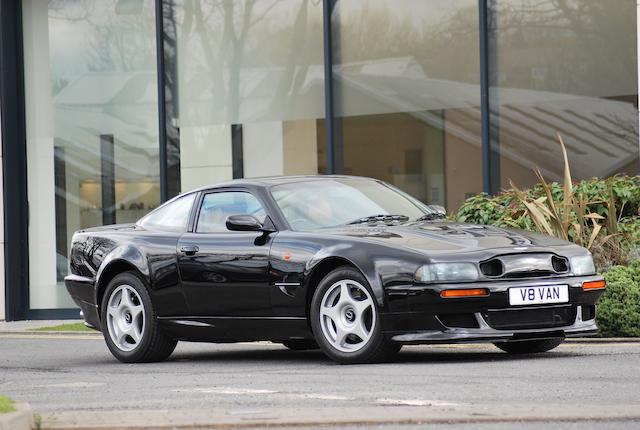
0,333,639,429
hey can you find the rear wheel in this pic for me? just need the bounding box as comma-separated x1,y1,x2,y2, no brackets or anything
100,272,177,363
310,267,401,364
282,340,319,351
494,338,563,354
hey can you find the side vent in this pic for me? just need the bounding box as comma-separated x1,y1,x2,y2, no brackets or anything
551,256,569,273
480,258,504,277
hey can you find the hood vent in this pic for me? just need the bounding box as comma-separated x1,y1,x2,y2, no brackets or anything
480,253,569,279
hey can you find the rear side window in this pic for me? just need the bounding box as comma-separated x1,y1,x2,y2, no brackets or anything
196,192,266,233
138,193,196,232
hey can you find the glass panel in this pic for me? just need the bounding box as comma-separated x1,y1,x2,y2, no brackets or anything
489,1,639,189
163,0,326,193
22,0,160,309
139,193,196,232
196,192,266,233
331,0,483,211
271,178,432,231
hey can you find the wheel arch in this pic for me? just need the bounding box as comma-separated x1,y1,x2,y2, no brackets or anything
94,247,150,314
305,255,384,324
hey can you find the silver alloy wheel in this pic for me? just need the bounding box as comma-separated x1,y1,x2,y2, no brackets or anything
319,279,376,353
106,285,145,352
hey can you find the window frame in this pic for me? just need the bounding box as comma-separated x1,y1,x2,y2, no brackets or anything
190,188,270,234
137,191,198,233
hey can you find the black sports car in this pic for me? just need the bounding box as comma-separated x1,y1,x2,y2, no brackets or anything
65,176,606,364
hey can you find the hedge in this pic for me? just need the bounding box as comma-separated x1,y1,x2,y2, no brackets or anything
597,260,640,337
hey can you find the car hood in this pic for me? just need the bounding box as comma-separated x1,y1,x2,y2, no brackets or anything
319,221,575,256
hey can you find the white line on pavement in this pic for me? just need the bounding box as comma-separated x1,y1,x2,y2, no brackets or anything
173,387,279,395
32,382,106,389
376,398,460,407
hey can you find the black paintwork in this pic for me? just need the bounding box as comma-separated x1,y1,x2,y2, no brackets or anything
65,175,604,345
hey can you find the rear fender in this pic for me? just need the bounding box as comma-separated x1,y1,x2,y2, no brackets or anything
94,245,149,304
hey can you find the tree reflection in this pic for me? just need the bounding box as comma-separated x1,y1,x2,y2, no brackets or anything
167,0,322,124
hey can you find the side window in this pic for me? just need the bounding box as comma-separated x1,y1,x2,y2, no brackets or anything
196,192,266,233
138,193,196,232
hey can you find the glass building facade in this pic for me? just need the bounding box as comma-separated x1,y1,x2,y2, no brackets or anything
1,0,638,319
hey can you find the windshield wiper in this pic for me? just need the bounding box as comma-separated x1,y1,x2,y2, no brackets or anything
415,212,447,222
348,214,410,225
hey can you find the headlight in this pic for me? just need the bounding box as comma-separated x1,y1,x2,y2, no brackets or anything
571,254,596,276
415,263,479,283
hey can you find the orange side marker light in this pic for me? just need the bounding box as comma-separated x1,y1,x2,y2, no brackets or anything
583,280,606,291
440,288,489,298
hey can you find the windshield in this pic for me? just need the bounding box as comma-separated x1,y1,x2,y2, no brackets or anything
270,178,434,230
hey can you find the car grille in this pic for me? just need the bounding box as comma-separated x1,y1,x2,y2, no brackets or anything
482,305,577,330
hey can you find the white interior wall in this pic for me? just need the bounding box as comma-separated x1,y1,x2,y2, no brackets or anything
23,0,64,309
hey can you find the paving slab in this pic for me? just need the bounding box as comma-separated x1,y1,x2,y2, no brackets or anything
40,404,640,429
0,402,33,430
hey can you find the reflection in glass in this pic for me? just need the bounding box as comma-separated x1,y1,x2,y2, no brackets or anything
163,0,326,192
489,1,639,189
331,0,483,211
22,0,161,308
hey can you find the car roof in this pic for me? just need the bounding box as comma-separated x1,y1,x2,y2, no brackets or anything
190,175,376,193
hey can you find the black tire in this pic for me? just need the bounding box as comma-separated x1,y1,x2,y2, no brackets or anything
310,267,401,364
494,338,564,354
282,340,319,351
100,272,177,363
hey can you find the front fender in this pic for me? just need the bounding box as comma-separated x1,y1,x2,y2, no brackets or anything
307,242,426,310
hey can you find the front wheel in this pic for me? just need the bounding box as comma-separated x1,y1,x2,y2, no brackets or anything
310,267,401,364
494,338,564,354
100,272,177,363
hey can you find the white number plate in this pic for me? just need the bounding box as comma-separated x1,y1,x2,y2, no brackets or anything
508,285,569,306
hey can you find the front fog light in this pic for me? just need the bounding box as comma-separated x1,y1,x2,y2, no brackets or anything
571,255,596,276
415,263,479,283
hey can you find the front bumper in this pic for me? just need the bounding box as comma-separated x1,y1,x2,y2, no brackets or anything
380,275,604,344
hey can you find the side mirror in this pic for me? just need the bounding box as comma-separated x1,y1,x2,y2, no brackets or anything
226,214,263,232
431,205,446,216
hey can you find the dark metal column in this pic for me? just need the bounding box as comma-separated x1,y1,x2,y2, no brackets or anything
100,134,116,226
156,0,181,201
0,0,29,320
322,0,336,174
479,0,492,194
479,0,501,195
54,146,67,266
155,0,169,202
231,124,244,179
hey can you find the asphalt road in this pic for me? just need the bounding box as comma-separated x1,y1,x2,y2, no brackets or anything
1,334,639,429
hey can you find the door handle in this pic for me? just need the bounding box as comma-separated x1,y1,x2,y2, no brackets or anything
180,245,199,256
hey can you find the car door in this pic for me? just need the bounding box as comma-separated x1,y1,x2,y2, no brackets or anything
177,189,273,317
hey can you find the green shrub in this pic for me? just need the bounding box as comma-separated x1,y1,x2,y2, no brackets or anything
455,175,640,271
457,175,640,227
597,261,640,337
